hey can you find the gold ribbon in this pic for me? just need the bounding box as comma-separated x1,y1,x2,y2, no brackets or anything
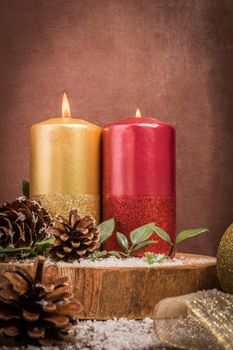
154,290,233,350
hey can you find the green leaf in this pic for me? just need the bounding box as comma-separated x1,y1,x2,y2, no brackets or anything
90,250,108,261
34,236,56,250
175,228,209,244
130,223,155,245
116,232,129,251
144,252,169,265
0,246,32,254
144,252,155,265
152,226,172,244
108,251,122,258
98,218,115,245
22,180,30,198
0,237,55,257
131,240,157,252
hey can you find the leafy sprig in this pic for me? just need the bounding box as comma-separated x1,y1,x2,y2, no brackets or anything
0,236,55,258
95,219,209,264
116,224,157,257
93,220,157,259
151,226,209,257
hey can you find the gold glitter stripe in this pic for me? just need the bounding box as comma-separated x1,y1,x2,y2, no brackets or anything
30,193,100,223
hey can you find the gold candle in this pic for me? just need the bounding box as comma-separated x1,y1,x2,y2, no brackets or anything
30,93,102,221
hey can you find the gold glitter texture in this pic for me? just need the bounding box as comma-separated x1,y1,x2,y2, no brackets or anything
154,290,233,350
31,194,100,223
217,223,233,293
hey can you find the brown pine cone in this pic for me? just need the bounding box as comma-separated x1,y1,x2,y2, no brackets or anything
48,209,100,262
0,197,52,250
0,256,82,346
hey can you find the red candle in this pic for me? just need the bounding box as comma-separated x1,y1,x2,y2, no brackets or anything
102,109,176,256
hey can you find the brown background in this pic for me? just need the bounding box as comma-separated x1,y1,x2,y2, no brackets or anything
0,0,233,255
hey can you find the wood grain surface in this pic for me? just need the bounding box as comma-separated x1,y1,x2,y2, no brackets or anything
0,254,219,320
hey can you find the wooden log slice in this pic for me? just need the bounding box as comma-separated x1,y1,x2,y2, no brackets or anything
0,253,219,320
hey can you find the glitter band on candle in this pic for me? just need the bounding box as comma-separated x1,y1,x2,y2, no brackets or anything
103,194,176,256
31,194,100,222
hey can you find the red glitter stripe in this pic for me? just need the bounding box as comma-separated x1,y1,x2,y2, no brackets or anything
103,195,176,257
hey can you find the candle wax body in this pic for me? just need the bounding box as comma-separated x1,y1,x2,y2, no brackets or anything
102,117,175,256
30,118,102,221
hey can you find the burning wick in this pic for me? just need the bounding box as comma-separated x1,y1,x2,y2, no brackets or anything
62,92,71,118
135,108,141,118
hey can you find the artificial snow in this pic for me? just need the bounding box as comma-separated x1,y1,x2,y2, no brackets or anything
56,255,216,268
8,254,216,268
0,318,167,350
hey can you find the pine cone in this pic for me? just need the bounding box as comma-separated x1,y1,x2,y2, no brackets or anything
49,209,100,261
0,197,52,251
0,256,83,346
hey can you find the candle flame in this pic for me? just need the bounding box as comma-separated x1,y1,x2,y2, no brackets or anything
135,108,141,118
62,92,71,118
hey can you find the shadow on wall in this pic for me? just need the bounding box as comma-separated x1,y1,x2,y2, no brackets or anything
0,2,60,199
207,1,233,250
0,1,91,200
178,1,233,255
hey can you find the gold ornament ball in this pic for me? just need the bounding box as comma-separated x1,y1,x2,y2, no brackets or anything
217,223,233,293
